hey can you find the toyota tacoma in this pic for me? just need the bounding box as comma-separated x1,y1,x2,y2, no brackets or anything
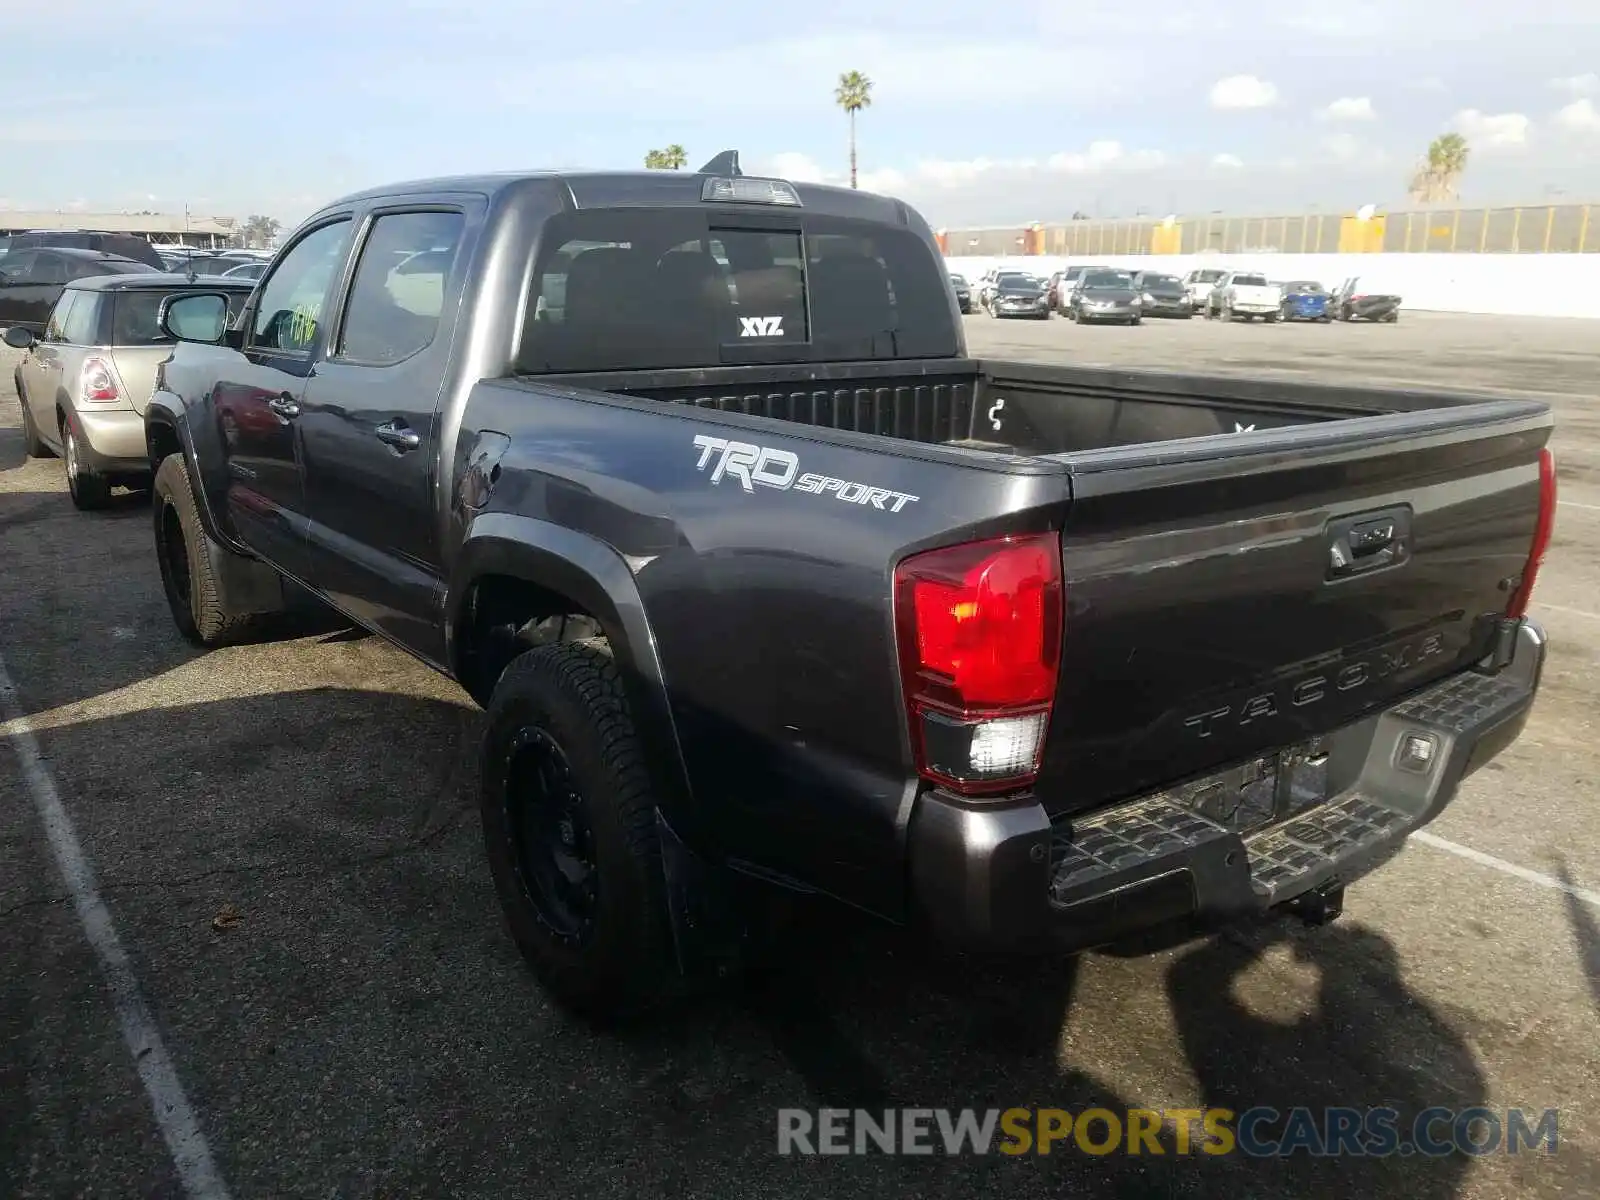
143,152,1555,1021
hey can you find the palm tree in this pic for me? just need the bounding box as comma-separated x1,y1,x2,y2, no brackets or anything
237,214,281,249
643,145,688,170
835,71,873,188
1407,132,1470,203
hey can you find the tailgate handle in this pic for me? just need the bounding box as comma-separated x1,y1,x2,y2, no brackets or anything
1326,507,1412,580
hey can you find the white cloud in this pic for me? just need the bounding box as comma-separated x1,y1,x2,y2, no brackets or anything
767,152,828,183
1551,72,1600,96
1451,108,1531,149
1318,96,1375,121
766,139,1164,200
1211,153,1244,168
1046,140,1165,173
1555,97,1600,133
1209,74,1279,110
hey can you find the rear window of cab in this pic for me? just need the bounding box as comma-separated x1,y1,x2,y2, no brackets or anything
517,208,959,373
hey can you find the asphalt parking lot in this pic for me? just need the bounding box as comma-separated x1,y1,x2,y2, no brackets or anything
2,311,1598,1198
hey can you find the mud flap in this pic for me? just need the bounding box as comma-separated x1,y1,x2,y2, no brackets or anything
205,525,289,616
656,810,743,983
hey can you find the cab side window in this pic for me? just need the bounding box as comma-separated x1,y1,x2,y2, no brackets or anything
250,219,353,354
335,211,465,366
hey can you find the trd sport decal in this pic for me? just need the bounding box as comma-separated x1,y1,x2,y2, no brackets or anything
691,434,920,512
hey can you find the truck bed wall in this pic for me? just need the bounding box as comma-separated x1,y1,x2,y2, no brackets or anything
540,358,1426,459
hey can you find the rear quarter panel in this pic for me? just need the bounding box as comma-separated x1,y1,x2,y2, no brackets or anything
459,379,1072,914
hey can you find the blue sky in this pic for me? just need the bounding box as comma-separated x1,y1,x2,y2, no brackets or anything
3,0,1599,228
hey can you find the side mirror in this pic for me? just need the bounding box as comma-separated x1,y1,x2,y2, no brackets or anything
3,325,35,349
160,292,231,344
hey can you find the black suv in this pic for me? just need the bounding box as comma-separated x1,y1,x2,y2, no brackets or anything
0,230,165,270
0,247,150,332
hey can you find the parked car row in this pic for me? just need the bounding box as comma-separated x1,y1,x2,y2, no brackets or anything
951,264,1404,326
0,229,269,508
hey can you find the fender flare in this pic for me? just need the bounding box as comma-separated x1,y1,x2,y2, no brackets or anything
143,392,243,553
446,512,696,824
144,395,287,615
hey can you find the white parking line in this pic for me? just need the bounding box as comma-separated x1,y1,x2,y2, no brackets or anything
1559,500,1600,513
1412,831,1600,910
0,651,232,1200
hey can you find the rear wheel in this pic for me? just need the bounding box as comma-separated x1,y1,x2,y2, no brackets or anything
63,419,112,510
1129,316,1142,326
152,453,254,647
480,641,677,1023
1264,313,1278,324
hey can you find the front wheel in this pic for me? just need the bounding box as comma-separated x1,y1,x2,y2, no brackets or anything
1129,316,1142,326
480,641,677,1023
17,383,51,458
1263,313,1278,324
152,453,254,646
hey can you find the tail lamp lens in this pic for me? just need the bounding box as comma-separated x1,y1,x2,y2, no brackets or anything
894,533,1063,795
1505,447,1556,619
79,356,120,406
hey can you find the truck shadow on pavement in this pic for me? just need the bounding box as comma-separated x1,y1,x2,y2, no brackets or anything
8,682,1591,1198
1555,858,1600,1022
706,908,1510,1197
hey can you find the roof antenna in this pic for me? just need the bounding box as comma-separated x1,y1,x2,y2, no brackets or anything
697,150,741,177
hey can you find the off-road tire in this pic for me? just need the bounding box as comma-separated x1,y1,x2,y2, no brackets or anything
480,640,677,1024
151,453,253,647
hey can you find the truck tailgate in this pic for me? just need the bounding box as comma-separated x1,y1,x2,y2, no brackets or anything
1036,400,1551,817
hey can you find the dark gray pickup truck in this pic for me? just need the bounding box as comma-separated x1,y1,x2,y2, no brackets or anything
144,153,1556,1021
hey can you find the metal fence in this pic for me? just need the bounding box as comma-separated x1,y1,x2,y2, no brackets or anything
942,202,1598,258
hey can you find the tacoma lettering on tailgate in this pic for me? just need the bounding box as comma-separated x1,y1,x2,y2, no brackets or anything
1182,629,1451,739
691,434,920,512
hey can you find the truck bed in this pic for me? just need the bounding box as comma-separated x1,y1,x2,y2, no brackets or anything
530,356,1549,824
540,356,1502,459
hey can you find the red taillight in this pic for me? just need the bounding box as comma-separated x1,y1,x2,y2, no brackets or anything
893,533,1063,796
1506,447,1557,619
78,356,120,406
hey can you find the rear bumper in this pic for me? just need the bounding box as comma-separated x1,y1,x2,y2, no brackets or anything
907,618,1547,953
68,408,151,475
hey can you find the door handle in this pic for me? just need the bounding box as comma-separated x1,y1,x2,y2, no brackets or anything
375,420,421,452
268,393,300,419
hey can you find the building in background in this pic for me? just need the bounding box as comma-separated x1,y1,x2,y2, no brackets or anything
0,210,237,250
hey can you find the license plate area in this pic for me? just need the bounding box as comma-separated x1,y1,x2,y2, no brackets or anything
1157,738,1333,834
